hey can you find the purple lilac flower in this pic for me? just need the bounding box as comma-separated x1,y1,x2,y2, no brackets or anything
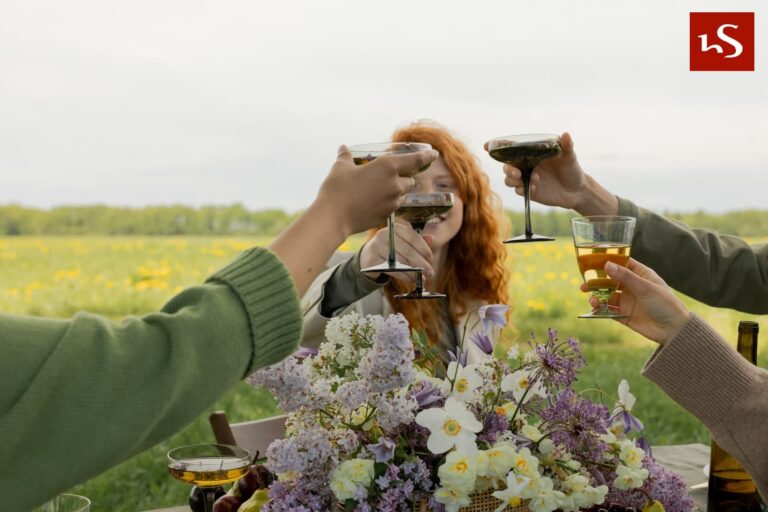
359,314,415,393
336,381,370,410
249,357,315,412
367,437,396,463
477,304,509,334
373,391,417,430
605,456,694,512
470,331,494,355
262,479,332,512
539,388,610,463
265,428,334,492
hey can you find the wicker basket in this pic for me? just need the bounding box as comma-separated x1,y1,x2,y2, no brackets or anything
411,489,528,512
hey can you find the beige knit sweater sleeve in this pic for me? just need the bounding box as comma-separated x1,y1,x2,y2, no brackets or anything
642,314,768,499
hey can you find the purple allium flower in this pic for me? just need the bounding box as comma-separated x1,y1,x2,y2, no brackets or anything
527,329,585,390
359,314,415,393
540,388,610,463
470,331,494,355
367,437,396,463
477,304,509,334
605,456,694,512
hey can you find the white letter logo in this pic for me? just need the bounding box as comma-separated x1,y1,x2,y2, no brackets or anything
698,24,743,58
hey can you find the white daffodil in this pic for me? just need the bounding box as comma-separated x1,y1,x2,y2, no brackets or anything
501,369,547,404
446,362,482,401
482,444,517,479
511,447,540,478
434,486,472,512
613,464,649,490
619,440,646,470
438,451,479,493
329,458,374,501
415,397,483,454
527,477,565,512
492,473,530,512
520,424,544,442
585,485,609,508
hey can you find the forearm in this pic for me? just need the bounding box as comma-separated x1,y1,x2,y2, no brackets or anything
642,315,768,499
270,200,349,296
573,174,619,216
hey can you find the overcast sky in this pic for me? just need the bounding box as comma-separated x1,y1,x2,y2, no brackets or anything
1,0,766,213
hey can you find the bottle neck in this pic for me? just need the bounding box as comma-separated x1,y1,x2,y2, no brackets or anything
736,321,759,365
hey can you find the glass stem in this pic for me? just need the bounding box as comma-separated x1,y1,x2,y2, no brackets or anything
522,168,533,238
202,487,216,512
387,213,397,267
414,226,425,293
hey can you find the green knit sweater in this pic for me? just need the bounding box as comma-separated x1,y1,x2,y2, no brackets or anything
0,248,302,511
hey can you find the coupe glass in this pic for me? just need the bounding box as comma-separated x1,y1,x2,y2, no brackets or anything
33,494,91,512
167,443,250,512
486,133,561,242
571,216,636,318
349,142,432,274
394,192,454,300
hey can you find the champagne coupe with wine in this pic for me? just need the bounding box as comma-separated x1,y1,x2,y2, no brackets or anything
167,444,251,512
349,142,433,274
486,133,561,243
394,192,454,300
571,216,636,319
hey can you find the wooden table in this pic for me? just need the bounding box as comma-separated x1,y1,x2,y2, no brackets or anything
146,443,711,512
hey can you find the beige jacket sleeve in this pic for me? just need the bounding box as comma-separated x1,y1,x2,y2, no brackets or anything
642,315,768,500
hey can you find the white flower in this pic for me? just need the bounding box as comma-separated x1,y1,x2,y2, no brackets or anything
506,344,520,360
482,444,517,479
613,379,636,414
495,400,517,419
527,477,565,512
511,447,540,478
599,431,618,445
613,464,649,490
446,362,482,401
438,451,478,493
520,424,544,442
501,369,547,404
434,487,472,512
619,440,646,470
330,458,375,501
492,473,530,512
585,485,609,507
415,397,483,454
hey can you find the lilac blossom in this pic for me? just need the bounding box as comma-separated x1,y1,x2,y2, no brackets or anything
249,357,329,412
359,314,415,393
336,381,370,410
605,456,694,512
477,304,509,334
265,428,333,491
262,479,331,512
373,391,417,430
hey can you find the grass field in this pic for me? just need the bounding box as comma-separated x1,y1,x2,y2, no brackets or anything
2,236,765,511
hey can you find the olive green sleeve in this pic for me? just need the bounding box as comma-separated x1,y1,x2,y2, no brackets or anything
0,247,301,511
618,197,768,314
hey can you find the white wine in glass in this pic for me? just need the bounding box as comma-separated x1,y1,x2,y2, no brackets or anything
167,444,250,512
350,142,433,274
571,216,636,319
394,192,454,300
486,134,561,243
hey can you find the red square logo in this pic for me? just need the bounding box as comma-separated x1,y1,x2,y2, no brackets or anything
690,12,754,71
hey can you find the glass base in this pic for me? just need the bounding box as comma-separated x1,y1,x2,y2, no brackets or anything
395,290,447,300
578,309,628,319
504,233,555,243
361,261,421,273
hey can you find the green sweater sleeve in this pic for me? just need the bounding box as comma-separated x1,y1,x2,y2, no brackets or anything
618,197,768,314
0,247,301,512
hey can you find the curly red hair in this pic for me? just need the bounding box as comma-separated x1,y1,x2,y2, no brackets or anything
372,121,511,344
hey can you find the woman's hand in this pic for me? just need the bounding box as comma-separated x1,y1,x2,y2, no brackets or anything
360,224,434,285
581,258,691,345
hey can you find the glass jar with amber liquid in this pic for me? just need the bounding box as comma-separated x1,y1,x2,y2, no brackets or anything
707,321,765,511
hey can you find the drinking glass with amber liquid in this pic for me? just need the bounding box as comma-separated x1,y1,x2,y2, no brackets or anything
349,142,433,274
486,133,561,243
394,192,454,300
571,216,636,318
167,444,251,512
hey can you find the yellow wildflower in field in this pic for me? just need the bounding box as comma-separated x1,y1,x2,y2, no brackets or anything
526,299,547,312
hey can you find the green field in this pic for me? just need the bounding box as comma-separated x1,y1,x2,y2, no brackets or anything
2,236,765,511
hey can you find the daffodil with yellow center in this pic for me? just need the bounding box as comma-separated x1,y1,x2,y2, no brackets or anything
438,451,478,493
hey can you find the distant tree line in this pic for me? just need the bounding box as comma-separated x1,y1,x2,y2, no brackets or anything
1,204,767,237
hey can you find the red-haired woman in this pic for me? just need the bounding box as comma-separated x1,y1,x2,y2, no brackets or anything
302,121,511,365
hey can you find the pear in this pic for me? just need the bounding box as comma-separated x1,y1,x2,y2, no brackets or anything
237,489,270,512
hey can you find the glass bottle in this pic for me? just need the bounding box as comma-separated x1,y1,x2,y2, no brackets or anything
707,321,764,511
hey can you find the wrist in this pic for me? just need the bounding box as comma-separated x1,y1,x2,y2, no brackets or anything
660,310,693,346
573,174,619,216
307,198,350,246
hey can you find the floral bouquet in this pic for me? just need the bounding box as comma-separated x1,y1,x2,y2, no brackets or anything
249,306,693,512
